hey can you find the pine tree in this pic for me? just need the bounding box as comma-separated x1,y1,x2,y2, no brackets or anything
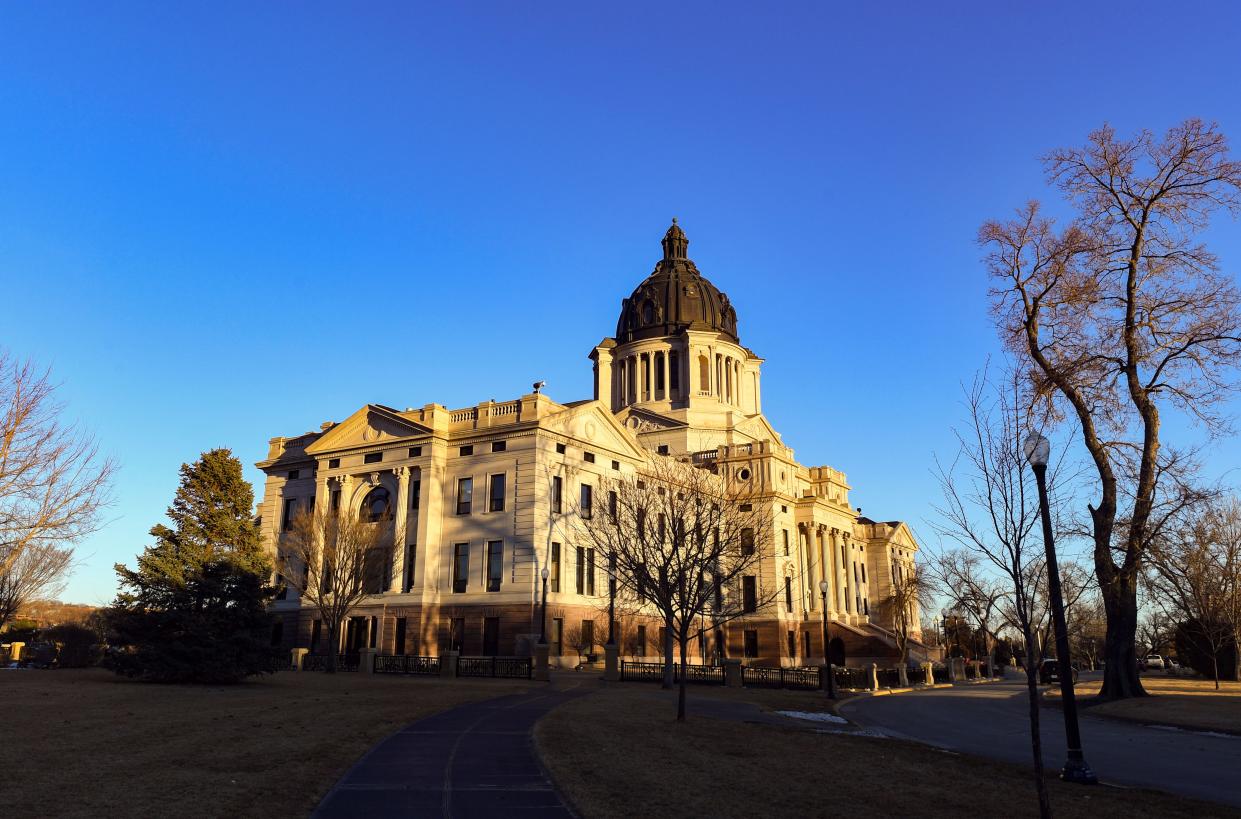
104,449,280,683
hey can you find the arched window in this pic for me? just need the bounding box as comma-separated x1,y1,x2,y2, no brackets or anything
698,354,709,391
642,300,655,325
362,486,391,523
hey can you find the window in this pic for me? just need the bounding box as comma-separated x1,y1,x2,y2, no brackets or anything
311,619,321,652
331,489,340,513
744,630,758,659
459,445,474,456
787,630,796,658
492,440,506,452
456,477,473,515
483,617,499,656
861,564,867,583
489,473,506,512
550,543,561,592
365,452,382,464
698,628,706,659
657,444,669,455
658,514,666,542
583,451,595,463
739,502,752,512
395,618,407,655
803,631,811,658
362,487,390,522
698,354,710,389
370,616,378,648
452,543,469,593
580,483,593,519
784,576,793,610
411,479,421,510
783,529,790,556
580,620,594,653
551,476,563,514
669,351,679,391
288,469,300,480
636,625,647,657
552,618,563,656
740,528,755,556
575,546,585,594
611,460,620,470
742,576,757,612
275,572,288,600
587,548,596,596
282,498,298,532
408,446,422,457
608,490,617,522
328,458,340,469
486,541,503,592
556,442,566,454
404,544,416,591
450,618,465,652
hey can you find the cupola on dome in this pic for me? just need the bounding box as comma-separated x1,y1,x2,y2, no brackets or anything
615,219,740,344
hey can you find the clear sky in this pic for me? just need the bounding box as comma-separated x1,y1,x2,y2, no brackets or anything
3,3,1240,604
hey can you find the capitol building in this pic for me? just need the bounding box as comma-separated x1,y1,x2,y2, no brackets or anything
259,221,927,667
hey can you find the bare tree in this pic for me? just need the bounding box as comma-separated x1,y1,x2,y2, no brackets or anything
577,455,774,721
982,120,1241,699
929,550,1008,676
931,366,1061,819
277,508,389,672
560,618,598,668
875,566,931,685
0,352,114,630
1145,497,1241,686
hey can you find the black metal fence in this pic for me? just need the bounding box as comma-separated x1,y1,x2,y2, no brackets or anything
834,666,871,690
742,665,822,690
932,666,950,683
457,656,533,679
302,654,359,672
875,667,902,689
375,655,441,676
618,660,725,685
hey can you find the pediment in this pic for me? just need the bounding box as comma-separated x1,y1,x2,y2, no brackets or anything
545,401,648,460
616,406,688,434
732,413,784,445
305,404,432,455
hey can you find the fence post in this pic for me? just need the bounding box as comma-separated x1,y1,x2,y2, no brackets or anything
359,648,377,674
440,650,459,678
923,662,934,686
291,648,308,671
869,662,879,690
604,643,620,681
9,642,24,662
723,658,743,688
533,643,550,682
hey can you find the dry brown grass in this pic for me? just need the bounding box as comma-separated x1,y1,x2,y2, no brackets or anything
536,686,1241,819
1071,674,1241,733
0,668,531,818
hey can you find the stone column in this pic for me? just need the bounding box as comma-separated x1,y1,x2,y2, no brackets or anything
843,534,855,618
661,348,669,401
359,647,377,674
604,643,619,681
291,647,308,671
723,657,743,688
869,662,880,690
534,643,550,682
389,466,410,593
440,651,459,678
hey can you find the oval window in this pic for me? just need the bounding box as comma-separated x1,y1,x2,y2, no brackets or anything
738,468,751,481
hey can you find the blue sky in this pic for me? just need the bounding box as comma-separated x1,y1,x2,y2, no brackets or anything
3,3,1240,604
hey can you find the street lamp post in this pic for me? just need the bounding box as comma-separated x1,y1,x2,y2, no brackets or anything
606,556,617,647
539,567,549,645
819,580,837,699
1024,431,1097,785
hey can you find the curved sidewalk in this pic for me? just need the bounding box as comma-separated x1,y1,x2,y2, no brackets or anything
313,685,590,818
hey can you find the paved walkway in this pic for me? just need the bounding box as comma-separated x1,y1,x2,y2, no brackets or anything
313,684,591,818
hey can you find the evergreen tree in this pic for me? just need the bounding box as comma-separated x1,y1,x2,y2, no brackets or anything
104,449,280,683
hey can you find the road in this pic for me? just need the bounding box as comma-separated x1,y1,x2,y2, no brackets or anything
839,676,1241,809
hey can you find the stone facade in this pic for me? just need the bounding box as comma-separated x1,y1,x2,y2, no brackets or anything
258,221,929,667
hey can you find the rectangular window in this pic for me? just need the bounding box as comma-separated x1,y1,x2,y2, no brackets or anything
581,620,594,653
580,483,593,519
459,445,474,456
365,452,382,464
743,575,757,612
288,469,300,480
556,442,566,454
552,618,563,656
784,576,793,610
586,548,596,596
395,618,407,655
744,630,758,659
550,543,561,592
492,440,506,452
483,617,499,656
450,618,465,653
370,616,378,649
575,546,585,594
670,352,679,390
657,444,669,455
803,630,811,659
282,498,297,532
452,543,469,593
489,473,506,512
404,543,416,591
637,625,647,657
583,451,595,463
551,476,563,514
411,479,421,510
328,458,340,469
486,541,503,592
741,528,755,556
783,529,790,556
698,629,706,660
861,564,867,583
456,477,473,515
311,619,321,651
611,460,620,470
787,630,796,659
739,503,753,512
408,446,422,457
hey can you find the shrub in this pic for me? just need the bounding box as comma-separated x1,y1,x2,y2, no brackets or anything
46,623,101,668
1174,619,1238,681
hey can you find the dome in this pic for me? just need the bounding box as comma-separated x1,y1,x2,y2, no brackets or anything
615,220,740,344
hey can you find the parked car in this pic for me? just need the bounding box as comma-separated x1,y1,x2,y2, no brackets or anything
1038,658,1079,685
1142,654,1165,670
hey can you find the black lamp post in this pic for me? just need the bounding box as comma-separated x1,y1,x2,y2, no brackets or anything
819,580,837,698
1024,431,1097,785
538,567,549,645
606,555,617,646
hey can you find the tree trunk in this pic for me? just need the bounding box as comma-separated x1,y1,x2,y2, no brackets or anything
677,633,688,722
326,618,338,673
1213,655,1220,690
1023,629,1052,819
1097,572,1145,699
661,617,674,689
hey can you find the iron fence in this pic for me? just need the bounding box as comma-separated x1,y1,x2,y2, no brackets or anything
875,667,902,689
618,661,726,685
619,660,666,683
457,656,533,679
932,666,950,684
374,655,441,676
834,666,871,690
301,654,359,672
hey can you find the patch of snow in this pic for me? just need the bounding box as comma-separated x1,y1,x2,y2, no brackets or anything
777,710,848,724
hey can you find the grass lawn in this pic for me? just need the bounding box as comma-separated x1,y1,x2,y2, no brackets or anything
536,685,1241,819
0,667,531,818
1069,674,1241,733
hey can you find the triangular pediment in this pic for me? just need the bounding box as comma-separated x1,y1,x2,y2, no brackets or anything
545,401,648,460
305,404,432,455
615,406,688,433
732,412,784,445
